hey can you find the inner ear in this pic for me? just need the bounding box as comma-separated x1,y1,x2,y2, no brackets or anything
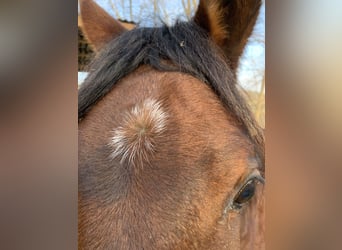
194,0,262,72
79,0,127,51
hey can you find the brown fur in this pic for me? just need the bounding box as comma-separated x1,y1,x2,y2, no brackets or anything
78,15,135,71
194,0,262,71
79,1,264,249
79,0,127,51
194,0,228,46
79,67,264,249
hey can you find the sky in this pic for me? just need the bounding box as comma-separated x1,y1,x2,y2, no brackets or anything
78,0,265,92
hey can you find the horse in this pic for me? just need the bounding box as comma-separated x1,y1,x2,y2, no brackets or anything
78,14,135,71
78,0,265,249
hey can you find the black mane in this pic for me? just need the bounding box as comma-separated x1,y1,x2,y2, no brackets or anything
78,21,264,169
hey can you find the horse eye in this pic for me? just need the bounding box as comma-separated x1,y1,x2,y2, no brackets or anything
233,179,258,209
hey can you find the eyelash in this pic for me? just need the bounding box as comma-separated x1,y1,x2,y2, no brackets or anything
231,175,264,210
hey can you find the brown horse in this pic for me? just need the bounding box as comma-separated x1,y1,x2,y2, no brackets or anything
78,0,264,249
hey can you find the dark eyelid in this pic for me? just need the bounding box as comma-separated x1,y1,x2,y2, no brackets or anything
234,173,264,201
222,169,265,215
230,173,264,209
228,171,263,203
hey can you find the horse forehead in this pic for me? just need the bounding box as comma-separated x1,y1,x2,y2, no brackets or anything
159,72,241,132
98,66,229,118
140,70,249,152
111,68,244,138
126,68,229,117
80,68,250,164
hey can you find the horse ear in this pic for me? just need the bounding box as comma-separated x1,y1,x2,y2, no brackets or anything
79,0,127,51
194,0,261,71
